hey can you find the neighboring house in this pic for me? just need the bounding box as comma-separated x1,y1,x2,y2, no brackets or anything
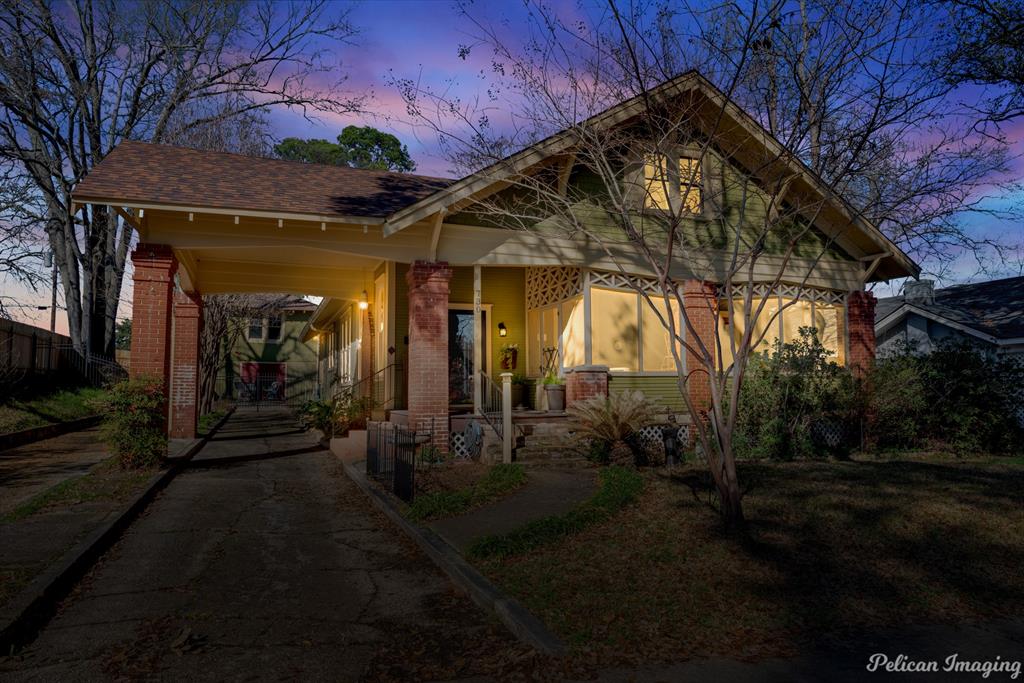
72,70,918,446
217,296,319,405
876,277,1024,360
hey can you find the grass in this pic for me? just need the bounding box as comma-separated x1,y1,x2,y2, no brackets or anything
474,458,1024,666
2,457,157,523
198,409,227,435
0,385,106,434
468,466,644,559
406,463,527,522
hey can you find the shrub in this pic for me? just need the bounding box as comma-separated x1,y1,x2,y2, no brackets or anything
869,340,1024,453
96,376,166,469
569,390,658,466
734,328,857,460
299,393,373,440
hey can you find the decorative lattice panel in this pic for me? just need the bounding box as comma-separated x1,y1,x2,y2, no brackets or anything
589,270,663,294
450,432,471,459
636,424,691,458
526,267,582,308
722,283,846,306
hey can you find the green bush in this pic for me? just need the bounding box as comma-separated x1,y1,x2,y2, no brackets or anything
96,376,166,469
869,340,1024,453
468,466,643,558
406,463,526,521
734,328,857,460
569,390,658,466
299,393,373,440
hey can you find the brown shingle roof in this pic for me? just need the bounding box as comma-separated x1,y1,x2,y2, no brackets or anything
73,140,452,219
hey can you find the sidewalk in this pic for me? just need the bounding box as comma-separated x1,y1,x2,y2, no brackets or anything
429,468,597,551
0,427,109,517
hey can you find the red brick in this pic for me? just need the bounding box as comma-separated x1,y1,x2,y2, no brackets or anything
847,290,876,377
130,244,177,426
682,279,717,412
406,261,453,452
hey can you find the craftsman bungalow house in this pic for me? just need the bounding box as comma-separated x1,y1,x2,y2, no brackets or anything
71,71,917,451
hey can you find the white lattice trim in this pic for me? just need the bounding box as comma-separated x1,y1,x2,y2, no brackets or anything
450,432,471,459
588,270,663,294
721,283,846,305
526,267,582,308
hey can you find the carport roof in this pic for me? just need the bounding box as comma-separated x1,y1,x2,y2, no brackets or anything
73,140,453,219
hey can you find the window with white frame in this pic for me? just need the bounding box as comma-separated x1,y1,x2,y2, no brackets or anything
642,151,704,214
525,270,683,376
247,319,264,341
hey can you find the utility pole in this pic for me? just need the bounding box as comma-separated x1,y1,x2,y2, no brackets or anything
49,258,57,334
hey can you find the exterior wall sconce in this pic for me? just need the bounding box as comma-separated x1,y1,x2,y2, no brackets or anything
498,322,508,337
358,291,369,310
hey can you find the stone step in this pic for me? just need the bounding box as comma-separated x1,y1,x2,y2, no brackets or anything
514,456,590,469
513,446,583,461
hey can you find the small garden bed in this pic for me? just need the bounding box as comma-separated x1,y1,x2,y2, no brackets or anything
0,386,106,435
406,462,527,521
473,458,1024,667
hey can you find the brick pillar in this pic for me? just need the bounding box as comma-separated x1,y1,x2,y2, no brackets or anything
847,290,877,377
169,291,202,439
130,244,178,425
565,365,609,407
682,280,717,412
406,261,453,452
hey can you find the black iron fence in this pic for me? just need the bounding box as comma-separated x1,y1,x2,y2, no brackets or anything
366,421,417,502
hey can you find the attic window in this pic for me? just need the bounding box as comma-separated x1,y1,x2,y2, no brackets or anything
642,152,704,214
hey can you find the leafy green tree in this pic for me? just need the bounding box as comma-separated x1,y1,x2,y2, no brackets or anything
114,319,132,350
274,125,416,171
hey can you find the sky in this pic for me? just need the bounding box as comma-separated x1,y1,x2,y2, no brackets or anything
4,0,1023,336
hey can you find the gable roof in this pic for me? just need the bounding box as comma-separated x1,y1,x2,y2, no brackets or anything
876,276,1024,342
73,140,452,220
381,70,918,282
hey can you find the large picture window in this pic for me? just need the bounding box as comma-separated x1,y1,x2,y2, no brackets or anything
718,295,846,368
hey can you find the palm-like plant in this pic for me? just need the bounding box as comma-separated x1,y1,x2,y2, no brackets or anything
569,390,657,466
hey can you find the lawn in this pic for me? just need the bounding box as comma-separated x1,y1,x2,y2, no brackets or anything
475,458,1024,667
406,463,526,521
0,385,106,434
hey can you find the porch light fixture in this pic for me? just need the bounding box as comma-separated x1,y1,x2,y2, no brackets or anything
498,322,508,337
358,291,369,310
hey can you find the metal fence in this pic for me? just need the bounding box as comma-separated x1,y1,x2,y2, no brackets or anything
0,320,126,396
366,421,417,502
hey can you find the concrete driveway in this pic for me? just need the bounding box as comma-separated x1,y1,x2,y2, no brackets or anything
0,407,523,681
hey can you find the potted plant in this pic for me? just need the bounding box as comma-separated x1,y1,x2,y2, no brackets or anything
542,371,565,412
499,343,519,370
510,373,528,408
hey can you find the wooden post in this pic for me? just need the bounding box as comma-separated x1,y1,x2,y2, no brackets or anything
473,265,482,415
501,372,513,464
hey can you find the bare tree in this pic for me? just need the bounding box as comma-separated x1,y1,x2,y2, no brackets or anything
394,0,1012,525
0,0,361,356
0,161,46,317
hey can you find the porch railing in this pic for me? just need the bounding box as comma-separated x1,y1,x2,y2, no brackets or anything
366,421,416,502
333,362,403,412
480,372,524,462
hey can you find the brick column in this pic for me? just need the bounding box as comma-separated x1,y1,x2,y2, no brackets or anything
682,280,717,412
130,244,178,425
406,261,453,452
565,365,609,407
847,290,877,377
170,290,202,439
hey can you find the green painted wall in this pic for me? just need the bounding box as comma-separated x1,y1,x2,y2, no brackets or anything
609,375,686,411
218,310,318,403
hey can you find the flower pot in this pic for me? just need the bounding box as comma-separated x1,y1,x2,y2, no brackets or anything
510,383,525,408
500,348,518,370
544,384,565,412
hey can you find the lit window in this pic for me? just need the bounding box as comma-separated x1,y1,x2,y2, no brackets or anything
814,302,846,364
560,297,585,369
266,316,282,342
642,152,703,214
247,319,263,341
641,296,681,372
591,287,639,372
717,295,846,369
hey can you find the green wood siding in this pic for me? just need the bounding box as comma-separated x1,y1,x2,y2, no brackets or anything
218,310,318,403
609,375,686,411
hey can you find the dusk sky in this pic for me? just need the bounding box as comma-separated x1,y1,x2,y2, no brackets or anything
6,0,1024,335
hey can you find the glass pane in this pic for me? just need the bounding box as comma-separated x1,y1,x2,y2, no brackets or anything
591,288,639,372
248,319,263,340
781,299,812,345
679,157,703,214
560,296,585,369
541,307,558,373
642,295,681,372
266,316,282,341
527,308,541,376
448,310,479,404
717,303,735,370
644,153,670,210
814,302,846,365
749,297,781,353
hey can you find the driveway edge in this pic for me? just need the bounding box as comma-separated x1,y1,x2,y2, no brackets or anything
337,456,566,657
0,406,236,655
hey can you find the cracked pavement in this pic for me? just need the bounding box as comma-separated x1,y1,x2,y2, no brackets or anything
0,408,523,681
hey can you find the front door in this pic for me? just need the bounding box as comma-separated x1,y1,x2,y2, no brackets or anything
448,309,486,405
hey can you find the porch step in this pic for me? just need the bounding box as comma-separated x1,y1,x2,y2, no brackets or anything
520,434,578,450
514,450,590,469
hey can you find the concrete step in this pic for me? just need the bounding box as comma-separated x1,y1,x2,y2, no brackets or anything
514,446,583,461
514,455,590,469
521,435,577,450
